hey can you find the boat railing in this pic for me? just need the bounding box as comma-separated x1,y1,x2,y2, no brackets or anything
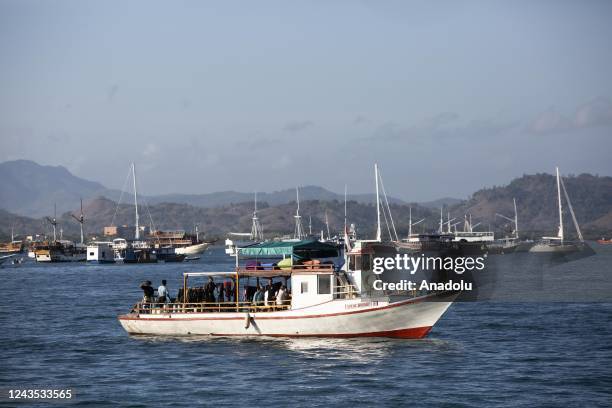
333,284,359,299
131,300,292,315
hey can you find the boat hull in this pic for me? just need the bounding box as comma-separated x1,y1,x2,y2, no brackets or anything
175,243,209,255
118,293,455,338
529,242,582,253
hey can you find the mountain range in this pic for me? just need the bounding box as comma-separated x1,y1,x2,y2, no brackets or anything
1,160,611,241
0,160,431,217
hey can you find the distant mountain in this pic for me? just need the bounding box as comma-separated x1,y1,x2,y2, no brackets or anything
0,197,437,242
419,197,463,209
0,160,406,217
450,173,612,239
1,160,611,241
149,185,406,207
0,160,120,218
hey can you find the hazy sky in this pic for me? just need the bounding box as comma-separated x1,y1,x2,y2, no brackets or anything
1,0,611,201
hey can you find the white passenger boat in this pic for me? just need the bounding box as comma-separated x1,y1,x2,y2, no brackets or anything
119,238,457,338
118,164,457,338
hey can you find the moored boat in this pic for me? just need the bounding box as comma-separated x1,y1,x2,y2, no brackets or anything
529,167,586,253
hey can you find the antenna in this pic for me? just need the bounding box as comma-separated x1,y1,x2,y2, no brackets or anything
70,198,85,244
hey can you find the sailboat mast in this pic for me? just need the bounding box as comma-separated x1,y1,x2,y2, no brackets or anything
409,207,412,237
132,163,140,240
79,198,84,244
439,208,443,234
513,198,518,239
556,167,563,242
344,184,347,232
53,203,57,241
375,163,381,242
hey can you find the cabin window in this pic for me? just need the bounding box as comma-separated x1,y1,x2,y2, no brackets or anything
89,252,94,256
317,275,331,294
301,282,309,294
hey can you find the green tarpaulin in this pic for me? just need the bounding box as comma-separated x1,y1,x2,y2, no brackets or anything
238,239,339,258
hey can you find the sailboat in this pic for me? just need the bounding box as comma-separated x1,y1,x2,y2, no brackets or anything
225,192,265,256
530,167,585,253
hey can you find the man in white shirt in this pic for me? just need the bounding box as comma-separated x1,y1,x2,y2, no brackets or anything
276,285,288,307
158,279,170,303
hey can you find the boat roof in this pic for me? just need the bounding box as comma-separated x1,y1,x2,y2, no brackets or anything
237,239,338,258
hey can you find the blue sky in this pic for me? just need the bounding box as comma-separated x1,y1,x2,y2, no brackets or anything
1,0,611,200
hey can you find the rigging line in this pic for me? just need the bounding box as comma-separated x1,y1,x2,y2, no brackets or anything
381,201,393,241
378,169,399,241
560,177,584,242
140,194,159,243
110,165,132,227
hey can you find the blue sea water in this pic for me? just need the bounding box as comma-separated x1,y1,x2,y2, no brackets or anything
1,246,612,407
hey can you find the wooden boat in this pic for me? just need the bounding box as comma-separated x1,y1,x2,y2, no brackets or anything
118,239,456,338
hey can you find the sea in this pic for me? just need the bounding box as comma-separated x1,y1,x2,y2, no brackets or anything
1,244,612,407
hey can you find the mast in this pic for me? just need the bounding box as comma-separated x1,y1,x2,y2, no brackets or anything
251,192,263,241
556,167,563,242
45,203,58,241
294,187,304,240
325,211,331,240
513,198,518,239
409,207,412,237
71,198,85,244
439,207,443,234
344,184,347,232
375,163,381,242
132,163,140,240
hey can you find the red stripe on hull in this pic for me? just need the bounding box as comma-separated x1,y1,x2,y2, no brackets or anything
127,326,433,339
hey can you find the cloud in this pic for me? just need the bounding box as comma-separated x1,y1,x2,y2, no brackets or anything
283,120,314,132
107,84,119,103
528,109,571,134
353,115,368,125
573,97,612,129
426,112,460,127
529,97,612,134
143,143,160,158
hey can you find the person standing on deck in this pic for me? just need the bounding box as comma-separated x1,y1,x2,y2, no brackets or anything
157,280,170,303
204,277,216,303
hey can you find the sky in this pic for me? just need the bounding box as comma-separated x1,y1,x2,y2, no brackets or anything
1,0,611,201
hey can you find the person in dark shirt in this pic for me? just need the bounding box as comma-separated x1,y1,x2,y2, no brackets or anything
204,277,216,304
140,281,155,303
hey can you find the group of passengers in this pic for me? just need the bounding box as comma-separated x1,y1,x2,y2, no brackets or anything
250,282,289,308
139,280,171,304
139,278,291,310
